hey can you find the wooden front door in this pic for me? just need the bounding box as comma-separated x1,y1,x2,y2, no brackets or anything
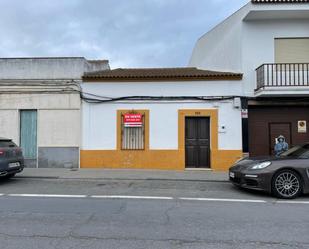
185,117,210,168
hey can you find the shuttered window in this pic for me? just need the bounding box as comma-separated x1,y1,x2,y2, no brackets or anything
121,114,145,150
275,38,309,63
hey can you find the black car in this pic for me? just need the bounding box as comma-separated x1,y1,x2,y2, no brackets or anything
229,143,309,199
0,138,24,179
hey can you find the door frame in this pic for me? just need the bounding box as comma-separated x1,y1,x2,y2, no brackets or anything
185,116,211,168
178,109,219,170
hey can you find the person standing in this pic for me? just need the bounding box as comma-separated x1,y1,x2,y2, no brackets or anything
274,135,289,157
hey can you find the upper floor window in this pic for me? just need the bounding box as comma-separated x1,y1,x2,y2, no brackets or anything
275,38,309,63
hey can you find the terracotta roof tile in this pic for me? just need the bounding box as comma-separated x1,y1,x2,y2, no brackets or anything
83,67,242,81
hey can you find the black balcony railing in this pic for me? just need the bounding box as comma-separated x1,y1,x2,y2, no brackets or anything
256,63,309,90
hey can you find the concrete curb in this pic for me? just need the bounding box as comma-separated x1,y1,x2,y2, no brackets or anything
16,168,229,182
15,176,229,182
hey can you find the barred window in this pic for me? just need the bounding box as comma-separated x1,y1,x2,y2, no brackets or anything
121,113,145,150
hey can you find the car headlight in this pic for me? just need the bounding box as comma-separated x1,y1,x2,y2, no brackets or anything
251,161,272,170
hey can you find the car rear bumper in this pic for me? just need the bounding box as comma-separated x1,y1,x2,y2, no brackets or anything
0,158,24,176
229,169,272,193
0,167,23,177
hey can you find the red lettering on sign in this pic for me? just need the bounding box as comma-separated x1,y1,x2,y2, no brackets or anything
123,114,143,127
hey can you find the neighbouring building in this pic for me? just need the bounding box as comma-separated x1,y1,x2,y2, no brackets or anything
0,57,109,168
189,0,309,157
81,68,243,171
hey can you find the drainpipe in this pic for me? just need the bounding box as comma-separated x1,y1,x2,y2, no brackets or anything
241,97,249,155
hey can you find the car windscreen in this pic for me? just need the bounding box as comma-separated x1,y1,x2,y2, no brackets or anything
280,144,309,158
0,140,17,148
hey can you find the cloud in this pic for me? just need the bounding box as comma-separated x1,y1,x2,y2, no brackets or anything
0,0,249,68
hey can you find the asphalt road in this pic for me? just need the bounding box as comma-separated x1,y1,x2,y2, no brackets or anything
0,178,308,249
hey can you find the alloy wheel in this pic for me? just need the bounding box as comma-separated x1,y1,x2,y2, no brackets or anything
274,171,301,198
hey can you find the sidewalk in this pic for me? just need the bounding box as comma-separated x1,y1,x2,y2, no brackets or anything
16,168,229,182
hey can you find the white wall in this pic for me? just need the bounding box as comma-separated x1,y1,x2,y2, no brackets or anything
38,110,80,147
81,82,243,151
81,81,242,97
0,93,80,147
0,58,109,80
0,93,80,110
242,19,309,96
189,4,248,73
189,2,309,97
0,110,19,144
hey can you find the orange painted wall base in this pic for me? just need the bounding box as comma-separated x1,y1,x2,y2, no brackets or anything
80,149,242,171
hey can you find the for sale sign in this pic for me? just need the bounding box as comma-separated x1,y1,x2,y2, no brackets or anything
123,113,143,127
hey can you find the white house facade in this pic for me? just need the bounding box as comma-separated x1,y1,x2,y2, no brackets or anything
189,0,309,157
80,68,243,171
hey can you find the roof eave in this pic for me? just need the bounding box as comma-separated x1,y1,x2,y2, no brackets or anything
82,75,243,82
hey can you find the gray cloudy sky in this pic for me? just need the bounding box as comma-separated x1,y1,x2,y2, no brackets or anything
0,0,249,68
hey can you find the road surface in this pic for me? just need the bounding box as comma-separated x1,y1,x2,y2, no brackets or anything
0,177,308,249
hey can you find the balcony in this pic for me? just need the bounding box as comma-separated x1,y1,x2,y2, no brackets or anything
255,63,309,96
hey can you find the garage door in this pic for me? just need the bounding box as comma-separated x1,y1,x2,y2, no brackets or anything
248,106,309,157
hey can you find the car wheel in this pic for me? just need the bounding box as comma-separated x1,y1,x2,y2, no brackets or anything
272,170,302,199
